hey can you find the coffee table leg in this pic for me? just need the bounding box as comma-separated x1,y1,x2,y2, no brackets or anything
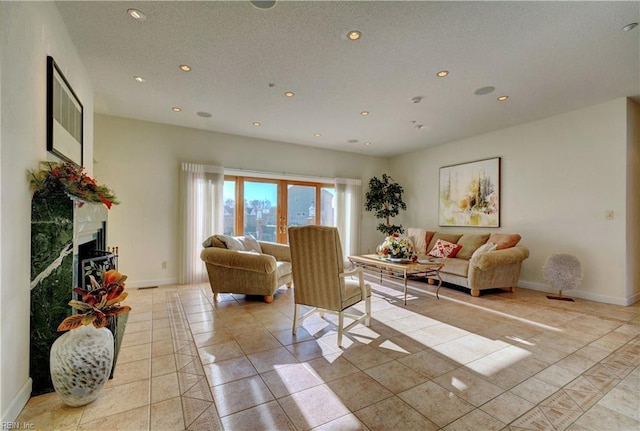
435,271,442,299
404,270,408,305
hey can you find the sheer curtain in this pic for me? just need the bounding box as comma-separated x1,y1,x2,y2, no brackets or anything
179,163,224,284
334,178,362,258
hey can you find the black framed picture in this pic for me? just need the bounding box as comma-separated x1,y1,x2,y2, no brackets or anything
46,56,83,167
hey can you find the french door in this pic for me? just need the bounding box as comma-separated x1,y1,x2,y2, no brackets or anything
223,176,335,243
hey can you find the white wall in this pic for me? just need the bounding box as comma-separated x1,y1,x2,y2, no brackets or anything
390,98,634,305
0,2,93,422
627,99,640,300
93,114,388,287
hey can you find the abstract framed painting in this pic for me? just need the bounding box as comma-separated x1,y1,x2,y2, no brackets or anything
439,157,500,227
46,56,83,167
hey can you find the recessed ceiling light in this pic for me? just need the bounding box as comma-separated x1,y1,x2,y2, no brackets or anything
347,30,362,41
622,23,638,32
197,112,212,118
284,91,295,97
172,107,182,112
314,133,321,137
253,122,261,126
475,86,495,95
179,64,192,72
360,111,369,116
497,95,509,101
250,0,276,10
364,142,371,146
436,70,449,78
133,76,145,83
127,8,146,21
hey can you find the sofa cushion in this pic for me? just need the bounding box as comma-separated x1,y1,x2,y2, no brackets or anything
202,235,225,248
488,233,522,250
406,228,428,254
441,258,469,277
428,239,463,258
455,234,490,260
276,261,292,279
470,242,497,262
427,232,463,252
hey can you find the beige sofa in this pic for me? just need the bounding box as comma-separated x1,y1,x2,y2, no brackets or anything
406,228,529,297
200,235,292,303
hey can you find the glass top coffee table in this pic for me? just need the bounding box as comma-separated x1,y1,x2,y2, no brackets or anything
348,254,444,305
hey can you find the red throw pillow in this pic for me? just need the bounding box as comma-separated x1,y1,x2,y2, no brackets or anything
428,239,462,258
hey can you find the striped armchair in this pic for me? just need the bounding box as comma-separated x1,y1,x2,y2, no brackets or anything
288,226,371,347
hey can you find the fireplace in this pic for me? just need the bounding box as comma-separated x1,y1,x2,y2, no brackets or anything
30,196,114,395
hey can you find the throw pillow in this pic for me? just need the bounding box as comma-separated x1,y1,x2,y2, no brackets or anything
426,232,463,253
470,242,497,261
237,235,262,253
488,233,521,250
455,234,490,260
428,239,463,258
214,234,245,251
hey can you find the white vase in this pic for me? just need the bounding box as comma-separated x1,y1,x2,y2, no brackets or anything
50,324,114,407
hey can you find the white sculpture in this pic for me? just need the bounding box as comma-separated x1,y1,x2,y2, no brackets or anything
542,253,583,301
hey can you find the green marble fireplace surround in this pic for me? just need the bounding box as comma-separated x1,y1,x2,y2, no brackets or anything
29,194,123,395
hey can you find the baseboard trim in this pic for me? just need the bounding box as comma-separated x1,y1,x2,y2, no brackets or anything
127,278,178,289
2,378,32,423
518,280,634,306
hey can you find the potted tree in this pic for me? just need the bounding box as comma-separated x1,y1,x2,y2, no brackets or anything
365,174,407,235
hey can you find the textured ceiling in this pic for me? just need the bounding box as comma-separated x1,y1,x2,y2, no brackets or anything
54,1,640,157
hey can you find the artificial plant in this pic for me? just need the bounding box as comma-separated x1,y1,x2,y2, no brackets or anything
364,174,407,235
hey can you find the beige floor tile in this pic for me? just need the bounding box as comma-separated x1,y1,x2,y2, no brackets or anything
278,384,351,430
326,371,394,411
16,392,84,430
399,380,474,427
398,349,459,379
354,396,439,431
443,408,506,431
261,362,323,398
80,379,150,423
247,346,300,373
597,386,640,421
197,339,245,365
433,333,510,365
211,375,274,417
286,338,339,362
152,339,174,357
106,358,150,388
150,396,184,431
151,353,177,377
77,405,149,431
511,377,561,404
186,403,223,431
404,323,470,348
433,367,505,407
364,359,429,393
572,404,640,431
311,413,370,431
203,356,257,386
117,342,151,364
221,400,295,431
536,364,583,387
151,372,180,403
480,391,535,424
181,397,214,428
341,343,395,370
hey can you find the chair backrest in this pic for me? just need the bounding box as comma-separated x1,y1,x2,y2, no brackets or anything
288,226,345,310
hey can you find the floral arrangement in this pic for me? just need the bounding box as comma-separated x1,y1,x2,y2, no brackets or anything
377,233,415,260
29,161,119,209
57,269,131,331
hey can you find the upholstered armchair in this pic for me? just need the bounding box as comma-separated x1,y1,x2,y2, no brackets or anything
288,226,371,347
200,235,292,303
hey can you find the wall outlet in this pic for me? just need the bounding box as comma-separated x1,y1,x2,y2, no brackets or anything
605,210,614,220
161,261,167,269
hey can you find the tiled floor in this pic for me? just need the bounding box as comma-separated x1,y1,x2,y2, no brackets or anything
17,276,640,430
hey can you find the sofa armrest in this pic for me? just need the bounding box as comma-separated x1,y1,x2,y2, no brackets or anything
471,245,529,270
259,241,291,262
200,247,277,274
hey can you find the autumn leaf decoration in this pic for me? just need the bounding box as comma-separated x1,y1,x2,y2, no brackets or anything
57,269,132,331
